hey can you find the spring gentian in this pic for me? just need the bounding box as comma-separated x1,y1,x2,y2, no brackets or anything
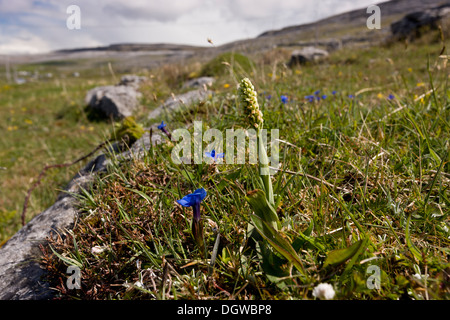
281,95,288,104
157,121,171,139
205,149,224,162
177,188,207,222
388,94,395,100
332,90,337,95
177,188,207,254
305,95,315,102
314,90,321,95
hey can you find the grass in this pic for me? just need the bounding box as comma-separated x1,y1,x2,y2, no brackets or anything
2,31,450,300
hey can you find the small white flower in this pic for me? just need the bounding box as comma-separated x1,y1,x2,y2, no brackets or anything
412,273,429,281
312,283,335,300
91,245,106,255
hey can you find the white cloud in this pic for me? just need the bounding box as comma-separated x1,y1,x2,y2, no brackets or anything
0,0,389,54
0,30,52,54
102,0,206,22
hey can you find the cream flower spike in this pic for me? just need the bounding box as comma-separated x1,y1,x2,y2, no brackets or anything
238,78,264,129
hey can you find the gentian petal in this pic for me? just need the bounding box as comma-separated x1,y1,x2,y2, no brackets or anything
177,188,207,207
157,121,166,130
177,196,193,207
193,188,207,202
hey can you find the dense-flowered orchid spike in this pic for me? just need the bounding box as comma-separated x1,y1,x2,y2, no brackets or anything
238,78,264,129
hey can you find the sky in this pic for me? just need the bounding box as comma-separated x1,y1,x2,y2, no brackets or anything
0,0,385,54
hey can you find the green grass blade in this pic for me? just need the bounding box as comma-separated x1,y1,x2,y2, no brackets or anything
49,245,83,268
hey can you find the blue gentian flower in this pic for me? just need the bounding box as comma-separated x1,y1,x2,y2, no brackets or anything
157,121,166,130
332,90,337,95
322,95,327,99
266,94,272,100
281,95,288,104
305,95,314,102
205,149,224,161
177,188,207,222
314,90,321,95
157,120,171,138
177,188,207,254
348,94,354,99
388,94,395,100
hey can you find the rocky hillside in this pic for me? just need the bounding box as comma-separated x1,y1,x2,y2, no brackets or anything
2,0,448,67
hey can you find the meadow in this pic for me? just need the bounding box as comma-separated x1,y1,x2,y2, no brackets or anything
1,33,449,299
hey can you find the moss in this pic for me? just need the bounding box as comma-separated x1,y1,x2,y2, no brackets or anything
200,52,255,77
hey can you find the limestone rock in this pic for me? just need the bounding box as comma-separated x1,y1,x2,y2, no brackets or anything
0,154,109,300
148,88,213,120
85,85,142,119
0,132,160,300
182,77,214,89
288,47,329,66
118,75,147,89
390,4,450,41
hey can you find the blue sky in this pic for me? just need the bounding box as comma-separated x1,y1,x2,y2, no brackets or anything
0,0,385,54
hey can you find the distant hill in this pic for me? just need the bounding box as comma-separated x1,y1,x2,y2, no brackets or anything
218,0,449,53
49,0,450,56
257,0,446,38
2,0,448,66
55,43,208,54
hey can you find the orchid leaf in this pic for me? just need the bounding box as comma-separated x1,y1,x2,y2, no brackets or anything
250,214,305,275
245,189,280,231
323,238,367,268
406,213,422,261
